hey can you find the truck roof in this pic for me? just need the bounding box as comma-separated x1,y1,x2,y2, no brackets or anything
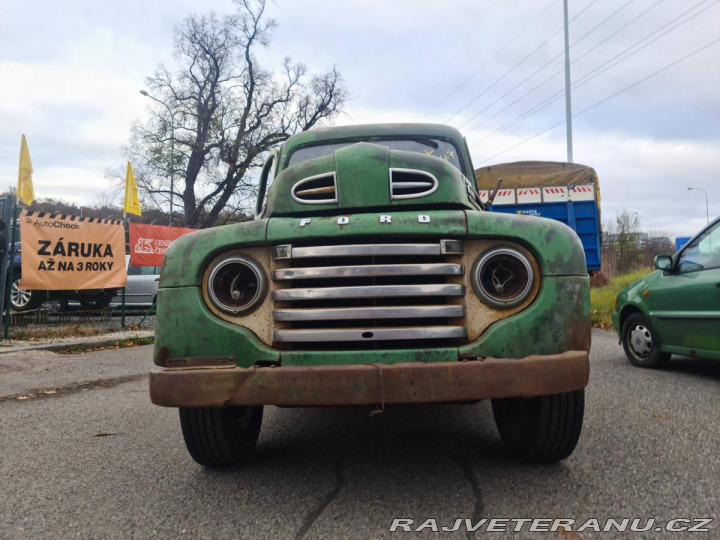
475,161,599,190
285,123,467,147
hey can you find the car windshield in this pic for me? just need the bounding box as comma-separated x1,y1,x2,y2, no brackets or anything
287,137,463,172
677,220,720,273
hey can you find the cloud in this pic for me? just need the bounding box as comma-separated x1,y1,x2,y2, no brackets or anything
0,0,717,240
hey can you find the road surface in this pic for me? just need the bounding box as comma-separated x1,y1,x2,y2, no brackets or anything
0,329,718,538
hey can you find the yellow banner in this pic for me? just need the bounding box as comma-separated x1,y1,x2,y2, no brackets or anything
20,210,127,290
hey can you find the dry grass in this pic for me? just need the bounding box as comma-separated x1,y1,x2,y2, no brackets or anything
10,324,117,342
57,336,154,355
590,269,653,330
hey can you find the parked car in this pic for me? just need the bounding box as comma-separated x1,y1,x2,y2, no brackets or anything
8,242,117,312
612,216,720,367
111,258,160,307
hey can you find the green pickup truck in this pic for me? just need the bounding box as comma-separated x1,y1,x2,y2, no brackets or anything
149,123,591,466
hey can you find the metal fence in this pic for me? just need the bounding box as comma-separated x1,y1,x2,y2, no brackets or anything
0,200,157,342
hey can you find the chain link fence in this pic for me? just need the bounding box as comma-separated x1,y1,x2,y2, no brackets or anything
0,201,157,342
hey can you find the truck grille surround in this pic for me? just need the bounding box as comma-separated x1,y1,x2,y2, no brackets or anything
271,239,468,350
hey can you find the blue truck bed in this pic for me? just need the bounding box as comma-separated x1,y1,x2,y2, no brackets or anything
476,161,602,275
488,200,601,273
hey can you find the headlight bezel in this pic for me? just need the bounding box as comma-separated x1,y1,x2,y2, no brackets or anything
471,246,536,309
204,254,267,316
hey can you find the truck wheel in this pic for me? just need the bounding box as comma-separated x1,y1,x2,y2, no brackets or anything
621,313,670,368
179,406,263,467
492,390,584,462
10,276,43,312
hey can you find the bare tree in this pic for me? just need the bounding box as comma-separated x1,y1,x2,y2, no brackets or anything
126,0,346,228
603,208,644,274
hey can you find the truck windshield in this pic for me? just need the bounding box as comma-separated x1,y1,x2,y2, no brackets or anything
287,138,463,172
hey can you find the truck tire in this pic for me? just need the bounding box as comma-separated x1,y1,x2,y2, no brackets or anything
179,406,263,467
492,390,584,462
621,313,670,368
10,276,43,312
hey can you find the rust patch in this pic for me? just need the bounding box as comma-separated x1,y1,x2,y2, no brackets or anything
149,351,589,408
166,356,235,368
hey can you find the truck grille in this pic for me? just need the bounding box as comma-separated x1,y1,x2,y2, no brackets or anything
271,239,467,349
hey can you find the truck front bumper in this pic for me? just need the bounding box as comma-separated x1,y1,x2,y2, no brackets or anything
149,350,589,407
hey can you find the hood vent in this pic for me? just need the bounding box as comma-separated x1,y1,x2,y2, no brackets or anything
291,172,338,204
390,168,439,200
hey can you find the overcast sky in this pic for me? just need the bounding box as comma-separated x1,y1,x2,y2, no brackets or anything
1,0,718,237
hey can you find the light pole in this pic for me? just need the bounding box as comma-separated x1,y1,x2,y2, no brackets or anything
140,90,176,226
687,187,709,224
563,0,574,163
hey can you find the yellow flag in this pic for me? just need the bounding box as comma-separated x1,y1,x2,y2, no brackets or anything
124,162,142,216
17,134,35,206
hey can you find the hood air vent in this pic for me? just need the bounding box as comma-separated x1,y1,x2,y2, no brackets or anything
291,172,338,204
390,168,439,200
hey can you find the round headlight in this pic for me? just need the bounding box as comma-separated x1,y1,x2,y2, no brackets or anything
472,247,535,309
206,256,266,315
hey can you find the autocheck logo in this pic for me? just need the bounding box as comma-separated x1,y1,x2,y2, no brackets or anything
32,219,80,229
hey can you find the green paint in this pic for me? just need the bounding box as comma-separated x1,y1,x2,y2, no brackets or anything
161,219,268,288
266,210,467,243
281,348,458,366
465,211,587,276
153,287,279,367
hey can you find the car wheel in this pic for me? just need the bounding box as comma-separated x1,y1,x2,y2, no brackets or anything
492,390,584,462
9,276,43,312
179,406,263,467
621,313,670,368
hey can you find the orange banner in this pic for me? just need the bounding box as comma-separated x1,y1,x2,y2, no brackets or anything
129,223,194,267
20,211,127,290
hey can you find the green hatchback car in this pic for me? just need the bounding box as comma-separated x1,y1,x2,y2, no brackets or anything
613,216,720,367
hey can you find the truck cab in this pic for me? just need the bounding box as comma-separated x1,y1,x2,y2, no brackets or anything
150,123,591,466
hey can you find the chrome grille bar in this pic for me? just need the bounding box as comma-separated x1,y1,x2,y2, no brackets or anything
272,239,464,260
292,244,439,258
273,263,463,280
272,284,463,301
274,326,467,343
274,305,465,322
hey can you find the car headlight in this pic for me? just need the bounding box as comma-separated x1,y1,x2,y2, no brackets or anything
206,255,267,315
471,247,535,309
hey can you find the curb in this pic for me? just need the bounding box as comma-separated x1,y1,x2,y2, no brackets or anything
0,331,155,355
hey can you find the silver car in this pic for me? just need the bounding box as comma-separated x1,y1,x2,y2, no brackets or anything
112,259,160,307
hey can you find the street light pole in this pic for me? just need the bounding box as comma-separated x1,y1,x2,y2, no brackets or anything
563,0,574,163
687,187,709,224
140,90,176,226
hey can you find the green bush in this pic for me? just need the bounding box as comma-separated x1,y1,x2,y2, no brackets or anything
590,270,652,330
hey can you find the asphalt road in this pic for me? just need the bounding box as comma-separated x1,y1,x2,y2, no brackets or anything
1,329,718,539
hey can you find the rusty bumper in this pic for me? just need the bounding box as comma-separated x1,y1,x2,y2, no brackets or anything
149,350,589,408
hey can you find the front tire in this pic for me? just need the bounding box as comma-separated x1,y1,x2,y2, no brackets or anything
621,313,670,368
10,276,43,312
492,390,584,462
179,406,263,467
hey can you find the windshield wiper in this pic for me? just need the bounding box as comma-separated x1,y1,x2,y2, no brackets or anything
407,136,439,149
